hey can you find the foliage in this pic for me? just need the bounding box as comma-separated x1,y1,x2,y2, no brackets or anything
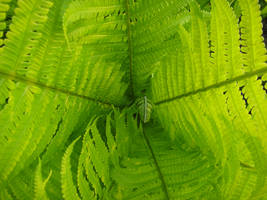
0,0,266,199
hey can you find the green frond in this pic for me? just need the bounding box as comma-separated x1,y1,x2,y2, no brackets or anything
0,78,109,186
62,0,129,104
239,0,267,72
189,1,210,89
0,0,266,199
60,110,231,199
77,130,94,199
111,124,223,199
63,0,126,48
34,159,52,200
0,0,53,73
130,0,190,96
210,0,243,82
152,0,267,199
0,188,13,200
61,137,81,200
0,0,128,106
0,0,128,196
67,114,117,200
0,0,14,49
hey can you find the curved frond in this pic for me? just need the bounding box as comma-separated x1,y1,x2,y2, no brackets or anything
34,159,52,200
0,0,266,199
129,0,190,96
152,0,267,199
61,110,229,199
62,0,129,104
239,0,267,72
0,0,15,50
61,137,81,200
0,0,128,107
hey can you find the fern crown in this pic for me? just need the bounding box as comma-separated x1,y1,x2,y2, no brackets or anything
0,0,266,199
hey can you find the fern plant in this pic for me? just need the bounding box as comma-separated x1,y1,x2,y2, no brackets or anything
0,0,266,199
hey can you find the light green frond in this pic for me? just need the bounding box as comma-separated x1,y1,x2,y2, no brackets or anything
61,0,129,104
130,0,190,96
71,115,116,200
239,0,267,72
0,0,128,107
0,0,266,199
63,0,126,49
152,0,267,199
62,110,229,199
34,159,52,200
61,137,81,200
0,0,126,196
0,0,53,73
0,188,13,200
0,79,108,186
210,0,243,82
0,0,10,47
77,130,94,199
0,0,16,49
189,1,211,89
111,124,223,200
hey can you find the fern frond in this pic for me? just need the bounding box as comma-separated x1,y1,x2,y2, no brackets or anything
130,0,190,96
77,131,94,199
0,0,266,199
239,0,267,71
70,114,118,200
0,0,10,47
190,1,210,89
62,110,226,199
0,0,53,73
61,137,81,200
0,0,125,194
210,0,243,82
0,188,13,200
62,0,129,104
34,159,52,200
0,0,127,107
0,0,16,50
112,124,223,199
152,0,267,198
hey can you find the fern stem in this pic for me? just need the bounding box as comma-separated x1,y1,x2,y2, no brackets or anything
0,70,120,107
142,125,170,200
125,0,135,98
155,67,267,106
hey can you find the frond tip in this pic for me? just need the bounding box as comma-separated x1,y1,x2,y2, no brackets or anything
61,137,81,200
34,158,52,200
135,96,153,123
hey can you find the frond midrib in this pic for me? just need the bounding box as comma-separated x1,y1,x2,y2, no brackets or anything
155,66,267,106
0,70,121,107
125,0,135,98
142,126,170,200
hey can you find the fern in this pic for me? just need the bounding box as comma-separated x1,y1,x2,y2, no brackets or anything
61,137,81,200
0,0,266,199
34,159,52,200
